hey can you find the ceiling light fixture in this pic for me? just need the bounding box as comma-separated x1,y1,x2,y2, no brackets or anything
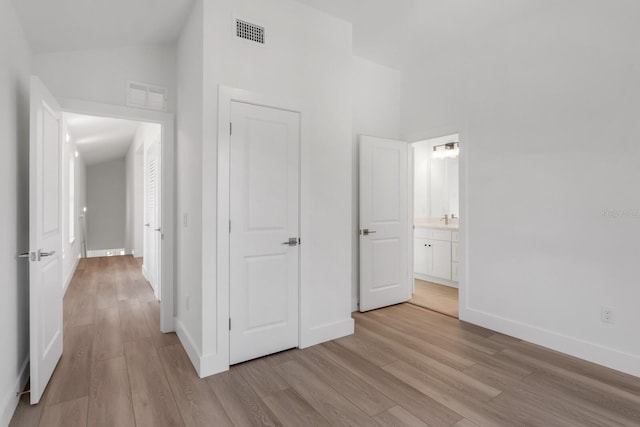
432,142,459,159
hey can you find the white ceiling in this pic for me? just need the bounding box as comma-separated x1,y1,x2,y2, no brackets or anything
294,0,550,69
65,113,140,166
12,0,194,53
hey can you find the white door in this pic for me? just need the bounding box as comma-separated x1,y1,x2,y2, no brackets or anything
28,77,64,404
229,101,300,365
359,135,410,312
143,137,160,300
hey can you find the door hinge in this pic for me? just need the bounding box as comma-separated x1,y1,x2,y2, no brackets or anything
230,122,233,135
229,318,231,330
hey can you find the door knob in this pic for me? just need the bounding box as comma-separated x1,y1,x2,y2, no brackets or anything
282,237,299,247
39,250,56,257
155,228,161,232
361,229,376,236
144,223,150,227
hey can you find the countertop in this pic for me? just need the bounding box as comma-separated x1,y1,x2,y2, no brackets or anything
414,219,459,231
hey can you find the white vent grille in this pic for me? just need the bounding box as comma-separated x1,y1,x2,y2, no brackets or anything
127,81,168,111
236,19,265,44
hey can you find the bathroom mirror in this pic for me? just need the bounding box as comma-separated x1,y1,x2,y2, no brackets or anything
413,134,460,221
429,156,459,218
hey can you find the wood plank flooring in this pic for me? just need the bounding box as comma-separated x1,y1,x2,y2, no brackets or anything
10,255,640,426
410,279,459,318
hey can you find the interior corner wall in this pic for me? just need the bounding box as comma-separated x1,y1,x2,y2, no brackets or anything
175,0,205,372
32,44,177,112
401,0,640,376
351,55,402,311
194,0,353,375
86,159,127,251
0,0,31,424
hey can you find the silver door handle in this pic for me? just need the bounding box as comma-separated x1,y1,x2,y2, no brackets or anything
144,223,150,227
155,228,161,232
361,229,376,236
282,237,299,246
18,252,30,258
39,250,56,257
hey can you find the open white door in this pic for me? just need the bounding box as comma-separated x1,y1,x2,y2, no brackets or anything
359,135,410,312
143,136,160,300
229,101,300,365
28,76,64,404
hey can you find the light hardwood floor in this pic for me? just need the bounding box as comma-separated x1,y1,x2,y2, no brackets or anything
410,279,459,318
10,256,640,426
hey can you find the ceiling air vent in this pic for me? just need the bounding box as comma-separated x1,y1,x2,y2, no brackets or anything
127,81,168,111
236,19,265,45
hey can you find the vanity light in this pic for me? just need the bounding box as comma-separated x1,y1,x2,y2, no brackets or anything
432,142,459,159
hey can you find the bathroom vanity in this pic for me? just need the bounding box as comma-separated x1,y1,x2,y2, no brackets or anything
414,223,459,287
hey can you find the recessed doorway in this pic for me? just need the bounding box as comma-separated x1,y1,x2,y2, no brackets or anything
410,134,460,318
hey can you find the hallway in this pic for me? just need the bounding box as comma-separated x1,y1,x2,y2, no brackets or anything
11,256,182,426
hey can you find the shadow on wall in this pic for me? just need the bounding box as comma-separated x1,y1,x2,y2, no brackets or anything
13,70,30,382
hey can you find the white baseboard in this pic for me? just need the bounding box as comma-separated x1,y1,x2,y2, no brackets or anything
175,318,203,375
86,248,125,258
175,319,228,379
462,307,640,378
300,317,355,349
0,356,29,427
415,273,458,288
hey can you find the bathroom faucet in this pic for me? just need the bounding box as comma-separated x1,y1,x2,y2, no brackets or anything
441,214,449,225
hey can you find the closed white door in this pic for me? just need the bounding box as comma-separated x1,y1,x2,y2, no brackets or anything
143,137,160,300
229,101,300,365
359,135,410,312
28,77,64,404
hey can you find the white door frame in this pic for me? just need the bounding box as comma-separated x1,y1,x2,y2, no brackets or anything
59,97,176,333
408,124,469,320
217,85,302,371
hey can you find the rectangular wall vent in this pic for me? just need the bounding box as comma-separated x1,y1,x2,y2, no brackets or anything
127,81,168,111
236,19,265,44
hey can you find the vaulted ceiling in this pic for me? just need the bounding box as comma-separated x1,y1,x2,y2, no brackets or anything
65,113,141,166
12,0,194,53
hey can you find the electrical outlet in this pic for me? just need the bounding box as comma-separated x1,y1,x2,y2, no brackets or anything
601,306,615,324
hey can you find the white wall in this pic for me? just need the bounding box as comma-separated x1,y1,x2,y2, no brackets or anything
176,0,355,376
351,56,402,310
176,0,204,367
86,159,127,251
0,0,31,424
402,0,640,376
61,128,87,289
33,44,177,112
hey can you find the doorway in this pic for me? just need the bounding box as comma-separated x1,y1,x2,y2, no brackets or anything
410,134,460,318
59,97,175,334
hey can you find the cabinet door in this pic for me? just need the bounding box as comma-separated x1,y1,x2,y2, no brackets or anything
430,239,452,280
414,237,430,275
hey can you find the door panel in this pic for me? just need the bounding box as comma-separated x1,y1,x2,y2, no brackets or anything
360,135,410,312
430,239,452,280
29,76,64,404
230,102,300,365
